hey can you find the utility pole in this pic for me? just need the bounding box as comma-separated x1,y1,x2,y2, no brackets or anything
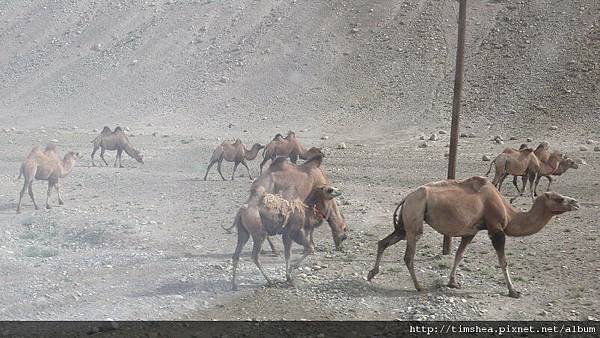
443,0,467,255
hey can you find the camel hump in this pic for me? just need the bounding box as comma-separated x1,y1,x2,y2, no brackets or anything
462,176,489,192
302,153,323,168
114,126,123,133
101,126,112,135
270,156,289,170
234,139,242,144
44,143,58,152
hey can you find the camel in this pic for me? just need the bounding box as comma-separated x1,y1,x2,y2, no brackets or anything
228,154,348,289
486,145,541,201
259,131,322,174
532,151,578,196
203,139,264,181
91,126,144,167
17,144,79,213
230,185,342,290
367,176,579,298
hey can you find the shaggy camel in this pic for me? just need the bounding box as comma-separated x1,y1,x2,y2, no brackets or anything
91,126,144,167
487,145,541,201
231,185,342,289
259,131,322,174
367,176,579,298
228,154,348,289
17,144,79,213
203,139,264,181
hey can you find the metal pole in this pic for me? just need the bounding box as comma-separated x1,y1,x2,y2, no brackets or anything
443,0,467,255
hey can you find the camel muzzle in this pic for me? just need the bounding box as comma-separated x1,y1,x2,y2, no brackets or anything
568,199,580,211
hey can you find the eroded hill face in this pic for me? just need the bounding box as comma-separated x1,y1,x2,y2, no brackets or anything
0,0,597,133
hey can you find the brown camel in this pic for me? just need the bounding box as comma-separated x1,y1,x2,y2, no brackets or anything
532,151,577,196
203,139,264,181
486,145,541,201
367,176,579,298
259,131,322,174
91,126,144,167
17,144,79,213
230,185,342,289
228,154,348,289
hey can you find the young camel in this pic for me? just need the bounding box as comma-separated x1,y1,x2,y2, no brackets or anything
91,127,144,167
17,144,79,213
367,176,579,298
532,151,577,196
203,139,264,181
259,131,322,174
231,185,342,290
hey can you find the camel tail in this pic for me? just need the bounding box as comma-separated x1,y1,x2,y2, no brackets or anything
485,158,496,176
392,199,406,235
222,209,241,233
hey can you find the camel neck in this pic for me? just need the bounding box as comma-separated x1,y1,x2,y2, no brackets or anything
123,142,137,157
60,159,75,178
244,145,261,160
504,200,553,237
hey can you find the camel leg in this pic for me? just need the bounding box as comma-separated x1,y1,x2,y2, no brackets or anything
533,174,542,197
231,162,239,181
231,225,250,291
100,148,109,166
259,157,269,175
367,228,405,281
545,176,553,191
265,236,279,255
511,176,521,194
520,175,528,193
308,228,316,253
217,160,226,181
404,233,424,292
54,183,64,205
289,154,298,164
17,179,29,213
91,145,99,167
490,231,520,298
289,230,313,270
497,174,507,193
241,160,252,180
28,181,38,210
45,181,55,209
114,149,123,167
447,235,475,288
250,234,273,285
203,161,216,181
283,233,294,286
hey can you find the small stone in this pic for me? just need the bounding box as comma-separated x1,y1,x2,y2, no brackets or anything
93,128,99,132
509,136,517,140
594,146,600,152
526,137,533,142
220,76,229,83
549,125,558,130
350,28,359,34
50,139,59,143
320,136,329,140
482,155,491,161
418,142,428,148
585,139,594,145
467,133,476,138
419,134,426,140
438,130,447,135
579,145,588,151
336,142,347,149
429,134,438,141
460,132,468,138
152,132,158,137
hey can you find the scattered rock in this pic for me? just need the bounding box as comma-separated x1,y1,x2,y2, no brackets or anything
438,130,447,135
526,137,533,142
509,136,517,140
594,146,600,152
418,142,428,148
350,28,359,34
482,155,491,161
460,132,468,138
336,142,347,150
219,76,229,83
585,139,595,145
429,134,438,141
549,125,558,130
320,136,329,140
579,145,588,151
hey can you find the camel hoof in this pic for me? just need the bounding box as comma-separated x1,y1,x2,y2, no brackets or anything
367,269,378,281
45,205,52,210
447,281,461,289
34,206,40,210
286,278,296,287
58,201,64,205
16,209,21,214
508,290,521,298
415,285,426,292
231,284,238,291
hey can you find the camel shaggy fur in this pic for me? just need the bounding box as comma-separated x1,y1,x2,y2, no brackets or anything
91,126,144,167
17,144,79,213
230,185,342,289
367,176,579,298
203,139,264,181
259,131,322,174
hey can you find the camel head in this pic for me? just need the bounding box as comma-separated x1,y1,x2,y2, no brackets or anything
314,185,342,199
562,157,579,170
252,143,265,151
536,141,550,151
537,191,579,215
134,151,144,164
518,143,530,150
311,185,347,250
305,147,323,160
64,151,80,161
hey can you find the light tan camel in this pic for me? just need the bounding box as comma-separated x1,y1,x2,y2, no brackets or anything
17,144,79,213
230,185,342,289
259,131,322,174
367,176,579,298
203,139,264,181
91,126,144,167
487,145,540,201
228,154,348,289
